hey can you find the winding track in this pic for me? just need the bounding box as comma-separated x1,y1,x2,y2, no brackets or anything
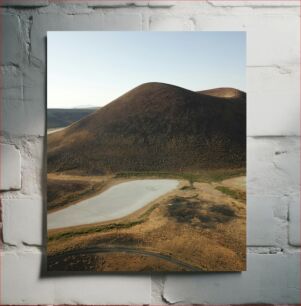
49,246,203,272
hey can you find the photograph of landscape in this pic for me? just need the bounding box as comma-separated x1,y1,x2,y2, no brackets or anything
47,31,246,272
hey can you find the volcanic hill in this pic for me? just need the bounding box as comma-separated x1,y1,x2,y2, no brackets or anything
48,82,246,174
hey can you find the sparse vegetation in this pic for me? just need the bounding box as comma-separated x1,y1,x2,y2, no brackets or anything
48,220,144,242
115,168,245,184
215,186,246,202
48,203,160,242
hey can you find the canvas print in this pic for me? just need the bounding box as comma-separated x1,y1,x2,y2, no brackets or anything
47,32,246,272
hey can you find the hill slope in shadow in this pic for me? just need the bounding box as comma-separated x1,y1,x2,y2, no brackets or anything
48,82,246,174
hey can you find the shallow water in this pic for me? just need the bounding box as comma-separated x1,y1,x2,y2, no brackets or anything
48,179,179,230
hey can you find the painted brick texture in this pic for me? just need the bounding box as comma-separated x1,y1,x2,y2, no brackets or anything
0,0,300,305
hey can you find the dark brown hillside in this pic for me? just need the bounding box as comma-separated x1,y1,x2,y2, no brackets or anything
48,82,246,174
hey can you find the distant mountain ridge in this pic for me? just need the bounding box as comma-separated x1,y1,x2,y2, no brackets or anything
48,82,246,174
47,108,98,129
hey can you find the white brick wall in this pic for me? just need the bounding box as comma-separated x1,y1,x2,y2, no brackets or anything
2,198,43,246
0,0,299,304
1,13,24,65
0,143,21,190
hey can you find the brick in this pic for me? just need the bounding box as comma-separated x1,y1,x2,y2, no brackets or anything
248,15,299,67
0,143,21,191
288,193,300,246
22,66,46,136
2,13,24,65
1,66,24,136
2,65,46,136
163,253,300,304
2,198,43,246
102,12,142,30
85,0,174,7
148,1,175,7
87,0,137,7
248,66,300,136
2,251,151,304
207,0,300,7
86,1,149,7
151,275,164,304
247,196,278,246
1,65,22,102
0,0,49,6
149,15,194,30
19,137,44,196
248,137,299,197
1,20,45,137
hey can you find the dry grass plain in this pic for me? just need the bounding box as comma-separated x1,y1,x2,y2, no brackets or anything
47,171,246,272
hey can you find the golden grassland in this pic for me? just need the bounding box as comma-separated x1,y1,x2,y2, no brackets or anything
47,169,246,272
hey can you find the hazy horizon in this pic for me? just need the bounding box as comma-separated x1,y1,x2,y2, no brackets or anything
48,31,246,109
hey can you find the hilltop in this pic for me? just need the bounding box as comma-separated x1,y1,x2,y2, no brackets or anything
198,87,245,99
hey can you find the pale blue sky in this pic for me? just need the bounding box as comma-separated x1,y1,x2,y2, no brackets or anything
47,31,246,109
